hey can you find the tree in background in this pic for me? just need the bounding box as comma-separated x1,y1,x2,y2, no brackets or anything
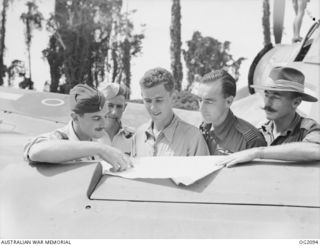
0,0,10,86
43,0,144,95
20,0,43,83
107,9,144,98
183,31,245,89
42,35,64,92
170,0,183,91
7,59,26,87
262,0,271,46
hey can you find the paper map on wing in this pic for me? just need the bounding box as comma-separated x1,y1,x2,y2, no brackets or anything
102,156,225,186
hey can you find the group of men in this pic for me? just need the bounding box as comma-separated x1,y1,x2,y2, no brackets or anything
24,66,320,171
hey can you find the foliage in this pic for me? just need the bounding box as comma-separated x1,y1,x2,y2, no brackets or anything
0,0,10,86
262,0,271,46
7,59,26,86
42,35,64,92
43,0,144,95
174,90,199,110
106,9,145,96
183,31,246,89
20,0,44,80
170,0,183,91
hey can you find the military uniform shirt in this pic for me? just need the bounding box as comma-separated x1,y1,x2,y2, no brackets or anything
24,121,98,162
132,114,209,157
97,124,134,155
200,110,267,155
260,113,320,146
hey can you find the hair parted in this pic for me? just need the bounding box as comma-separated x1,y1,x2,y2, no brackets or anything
139,67,175,92
200,69,236,98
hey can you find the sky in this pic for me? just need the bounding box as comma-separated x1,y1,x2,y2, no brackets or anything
3,0,320,99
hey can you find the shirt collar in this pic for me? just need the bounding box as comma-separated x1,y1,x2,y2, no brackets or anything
115,121,125,135
114,122,134,138
68,121,82,141
104,121,126,138
285,113,301,135
213,110,237,139
145,114,178,143
262,113,301,137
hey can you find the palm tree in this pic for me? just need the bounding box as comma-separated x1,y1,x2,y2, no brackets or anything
20,1,43,82
262,0,271,46
170,0,183,91
0,0,10,86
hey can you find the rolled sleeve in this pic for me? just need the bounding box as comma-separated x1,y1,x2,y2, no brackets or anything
23,131,67,162
301,118,320,145
303,130,320,144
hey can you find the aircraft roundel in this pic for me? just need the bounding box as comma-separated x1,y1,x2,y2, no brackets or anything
12,91,70,121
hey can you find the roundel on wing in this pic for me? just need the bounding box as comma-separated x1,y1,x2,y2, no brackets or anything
13,92,70,120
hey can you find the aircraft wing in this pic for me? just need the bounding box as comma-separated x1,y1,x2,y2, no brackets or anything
0,87,70,124
0,151,319,238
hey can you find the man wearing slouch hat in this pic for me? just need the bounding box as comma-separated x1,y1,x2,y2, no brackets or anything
216,66,320,167
24,84,132,172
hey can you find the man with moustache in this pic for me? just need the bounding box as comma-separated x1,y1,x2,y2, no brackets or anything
132,67,209,157
99,83,134,155
192,69,266,155
24,84,132,172
217,66,320,167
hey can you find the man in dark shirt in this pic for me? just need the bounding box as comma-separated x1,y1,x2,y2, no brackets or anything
192,69,266,155
217,66,320,167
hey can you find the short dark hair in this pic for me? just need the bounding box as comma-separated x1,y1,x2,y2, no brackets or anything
200,69,236,98
139,67,175,92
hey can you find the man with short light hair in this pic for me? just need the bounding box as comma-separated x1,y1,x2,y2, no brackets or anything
99,83,134,155
24,84,132,172
132,67,209,157
218,66,320,167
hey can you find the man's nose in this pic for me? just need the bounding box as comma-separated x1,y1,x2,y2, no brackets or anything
199,101,205,111
111,106,118,115
264,97,272,107
100,117,107,127
150,102,157,112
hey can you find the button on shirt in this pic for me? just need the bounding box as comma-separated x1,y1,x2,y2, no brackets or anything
200,110,267,155
24,121,98,162
97,125,134,155
132,114,209,157
260,113,320,146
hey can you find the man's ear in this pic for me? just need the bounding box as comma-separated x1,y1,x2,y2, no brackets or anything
226,95,234,107
71,112,79,121
123,102,128,111
292,97,302,109
171,90,177,102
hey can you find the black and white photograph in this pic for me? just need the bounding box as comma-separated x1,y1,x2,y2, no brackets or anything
0,0,319,242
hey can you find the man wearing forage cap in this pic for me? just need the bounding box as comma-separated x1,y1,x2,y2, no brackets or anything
98,83,134,155
216,66,320,167
24,84,132,172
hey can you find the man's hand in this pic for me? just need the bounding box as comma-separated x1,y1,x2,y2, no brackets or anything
98,145,133,172
216,147,263,168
